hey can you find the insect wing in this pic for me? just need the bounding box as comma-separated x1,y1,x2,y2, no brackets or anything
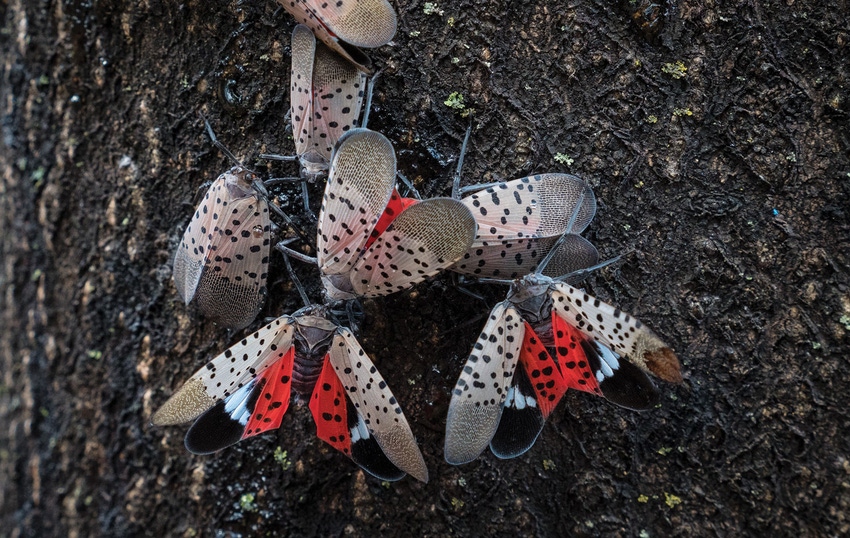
173,175,225,304
279,0,397,48
488,366,543,460
184,346,296,454
317,128,396,275
551,282,682,383
152,316,297,426
310,41,367,164
173,167,270,330
193,201,270,330
309,354,351,456
350,197,477,297
539,234,599,279
462,173,596,241
489,322,568,459
291,25,317,160
309,351,401,481
517,322,569,417
445,302,524,465
314,0,397,49
453,174,597,278
278,0,391,73
453,233,599,280
365,188,418,250
550,313,603,396
321,328,428,482
552,312,659,409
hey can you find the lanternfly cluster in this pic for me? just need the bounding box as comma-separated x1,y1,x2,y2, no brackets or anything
154,0,683,483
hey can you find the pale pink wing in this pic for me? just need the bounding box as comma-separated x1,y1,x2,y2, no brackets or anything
350,198,477,297
173,167,270,330
290,24,316,159
317,128,395,275
309,40,367,163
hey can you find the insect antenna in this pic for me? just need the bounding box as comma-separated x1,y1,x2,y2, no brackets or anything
360,68,383,130
275,240,312,308
451,124,472,200
551,255,624,285
200,113,249,171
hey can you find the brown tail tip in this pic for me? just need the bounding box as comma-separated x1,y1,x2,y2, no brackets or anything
645,347,683,384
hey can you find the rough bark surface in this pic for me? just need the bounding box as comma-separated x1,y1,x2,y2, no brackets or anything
2,0,849,536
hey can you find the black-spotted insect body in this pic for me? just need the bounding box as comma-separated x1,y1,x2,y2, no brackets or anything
290,24,367,179
444,272,682,465
452,173,599,279
317,128,478,301
278,0,397,73
153,306,429,482
172,166,271,330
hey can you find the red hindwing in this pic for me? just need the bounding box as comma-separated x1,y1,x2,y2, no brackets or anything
551,313,603,396
519,322,569,418
242,347,295,439
365,188,418,249
309,355,351,456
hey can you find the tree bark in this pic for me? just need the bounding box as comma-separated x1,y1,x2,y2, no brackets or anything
2,0,849,535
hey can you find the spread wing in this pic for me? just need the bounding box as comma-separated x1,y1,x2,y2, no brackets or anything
310,328,428,482
152,316,296,427
551,282,682,383
444,302,524,465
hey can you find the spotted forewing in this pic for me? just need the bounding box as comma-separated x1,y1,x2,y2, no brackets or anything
453,174,598,279
172,166,270,330
317,128,396,274
551,282,683,384
444,302,523,465
278,0,398,73
318,128,477,301
291,24,367,178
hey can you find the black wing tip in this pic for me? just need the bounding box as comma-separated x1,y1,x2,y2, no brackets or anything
351,437,407,482
184,401,246,455
488,406,546,460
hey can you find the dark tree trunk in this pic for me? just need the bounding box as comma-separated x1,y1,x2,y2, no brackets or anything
2,0,849,535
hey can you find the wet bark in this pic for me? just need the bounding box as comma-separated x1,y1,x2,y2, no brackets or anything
2,0,849,535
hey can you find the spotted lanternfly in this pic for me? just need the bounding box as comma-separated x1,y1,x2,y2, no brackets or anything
152,306,428,482
452,174,599,279
172,166,271,330
277,0,397,73
444,271,682,465
317,128,477,301
290,24,367,179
